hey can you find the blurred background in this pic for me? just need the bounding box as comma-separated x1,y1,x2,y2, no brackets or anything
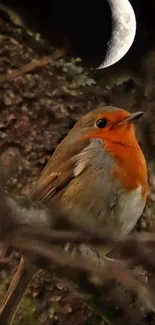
0,1,155,324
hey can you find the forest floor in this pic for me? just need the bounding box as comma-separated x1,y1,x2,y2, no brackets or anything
0,16,155,325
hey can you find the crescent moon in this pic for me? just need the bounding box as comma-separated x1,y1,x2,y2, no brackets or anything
97,0,136,69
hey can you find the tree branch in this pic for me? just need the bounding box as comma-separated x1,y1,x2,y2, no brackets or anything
0,187,155,324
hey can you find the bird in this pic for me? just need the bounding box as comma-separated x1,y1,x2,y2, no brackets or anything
0,105,148,325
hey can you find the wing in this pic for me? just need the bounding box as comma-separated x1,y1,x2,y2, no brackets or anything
30,137,90,203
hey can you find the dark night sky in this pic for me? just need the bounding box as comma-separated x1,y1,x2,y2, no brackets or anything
0,0,155,68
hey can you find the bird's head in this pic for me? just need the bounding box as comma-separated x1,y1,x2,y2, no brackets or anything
75,106,143,147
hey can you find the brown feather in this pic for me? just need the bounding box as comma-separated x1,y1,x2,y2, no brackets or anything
30,138,90,203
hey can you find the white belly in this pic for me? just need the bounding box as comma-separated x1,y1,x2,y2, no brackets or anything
118,185,144,236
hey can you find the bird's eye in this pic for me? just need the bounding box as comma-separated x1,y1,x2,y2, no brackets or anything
96,118,107,129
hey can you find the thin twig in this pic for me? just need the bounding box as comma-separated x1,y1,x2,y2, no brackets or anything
0,49,65,83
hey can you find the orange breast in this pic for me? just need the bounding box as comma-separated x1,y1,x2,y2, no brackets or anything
104,140,148,203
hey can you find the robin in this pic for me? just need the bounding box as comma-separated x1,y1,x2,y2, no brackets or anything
0,106,148,324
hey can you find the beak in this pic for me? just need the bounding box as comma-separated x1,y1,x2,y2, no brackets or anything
118,111,144,125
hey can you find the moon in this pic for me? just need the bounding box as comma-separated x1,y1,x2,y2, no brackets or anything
97,0,136,69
